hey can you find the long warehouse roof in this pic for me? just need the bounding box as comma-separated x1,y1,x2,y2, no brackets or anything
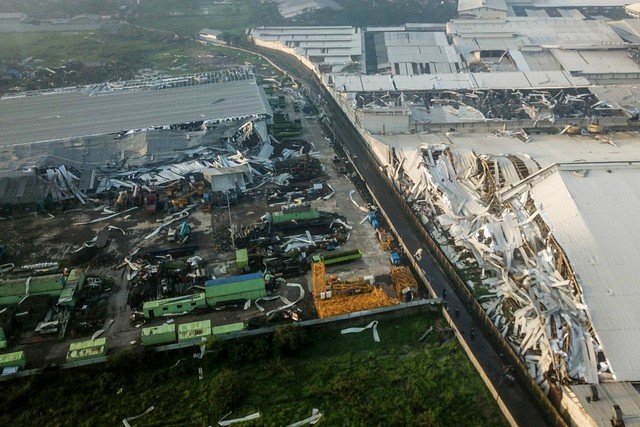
528,162,640,382
0,78,270,146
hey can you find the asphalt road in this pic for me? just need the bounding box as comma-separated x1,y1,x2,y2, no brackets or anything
322,93,551,427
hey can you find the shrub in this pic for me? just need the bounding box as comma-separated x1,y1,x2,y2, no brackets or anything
273,324,306,357
210,368,244,414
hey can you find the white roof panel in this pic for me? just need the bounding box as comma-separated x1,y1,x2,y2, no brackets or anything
458,0,507,11
331,71,588,92
530,164,640,381
0,79,269,146
551,49,640,74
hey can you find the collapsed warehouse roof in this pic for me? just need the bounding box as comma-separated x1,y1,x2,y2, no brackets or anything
0,69,272,146
383,139,640,386
500,162,640,382
0,117,301,206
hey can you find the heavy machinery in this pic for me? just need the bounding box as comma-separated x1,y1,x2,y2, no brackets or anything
389,251,401,266
174,221,191,244
311,256,395,318
144,193,157,214
202,192,211,212
170,197,188,209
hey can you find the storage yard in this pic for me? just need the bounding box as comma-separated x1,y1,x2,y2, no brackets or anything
0,73,422,370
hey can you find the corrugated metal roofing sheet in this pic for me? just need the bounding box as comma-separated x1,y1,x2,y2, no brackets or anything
572,382,640,427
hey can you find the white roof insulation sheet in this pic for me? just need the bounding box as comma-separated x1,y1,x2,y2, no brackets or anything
529,164,640,381
249,26,361,56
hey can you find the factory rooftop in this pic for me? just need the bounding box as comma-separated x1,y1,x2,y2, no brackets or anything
373,31,462,75
0,78,271,146
508,162,640,382
447,18,627,51
328,70,589,92
249,26,362,66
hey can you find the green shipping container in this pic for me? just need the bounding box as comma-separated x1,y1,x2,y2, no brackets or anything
143,293,206,319
0,278,29,305
0,350,26,369
205,273,266,307
0,269,85,306
177,320,211,343
236,248,248,269
272,208,320,225
141,323,177,346
66,338,107,361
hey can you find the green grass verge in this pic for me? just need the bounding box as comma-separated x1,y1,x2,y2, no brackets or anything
0,313,507,426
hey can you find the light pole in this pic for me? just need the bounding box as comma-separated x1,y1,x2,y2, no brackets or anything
226,190,235,248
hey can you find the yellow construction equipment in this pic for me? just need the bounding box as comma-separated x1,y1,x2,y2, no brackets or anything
171,197,188,209
190,181,205,196
587,121,603,134
377,229,394,251
390,266,418,298
312,260,326,297
311,258,397,319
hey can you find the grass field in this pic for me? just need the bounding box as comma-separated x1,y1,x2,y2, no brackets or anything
132,9,253,36
0,313,506,426
0,26,189,66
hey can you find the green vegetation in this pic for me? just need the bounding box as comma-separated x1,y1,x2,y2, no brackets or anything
0,313,506,426
131,6,253,36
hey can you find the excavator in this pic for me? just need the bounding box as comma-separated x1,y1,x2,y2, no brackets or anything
174,221,191,244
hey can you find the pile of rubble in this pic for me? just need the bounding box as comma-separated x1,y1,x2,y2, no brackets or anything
393,143,605,390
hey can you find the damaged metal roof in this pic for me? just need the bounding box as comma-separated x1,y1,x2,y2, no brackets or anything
0,76,271,146
526,162,640,382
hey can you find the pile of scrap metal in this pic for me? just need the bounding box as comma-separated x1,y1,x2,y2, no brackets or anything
392,143,603,390
354,88,620,124
208,207,353,279
0,98,325,219
125,248,204,312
